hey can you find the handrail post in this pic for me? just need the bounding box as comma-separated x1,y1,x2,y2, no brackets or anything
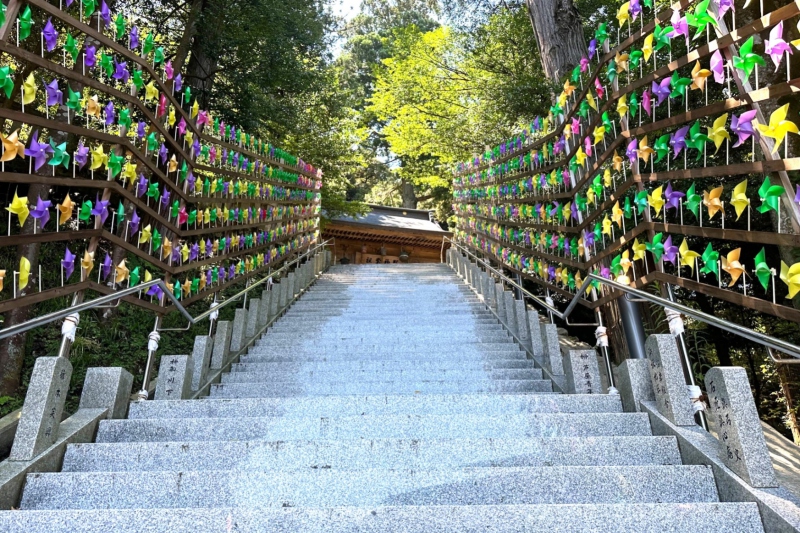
137,316,162,401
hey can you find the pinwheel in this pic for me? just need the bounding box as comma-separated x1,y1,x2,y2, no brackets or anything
732,36,766,80
48,140,70,170
152,229,162,252
29,196,51,229
686,0,717,39
142,32,154,56
646,233,665,262
43,19,58,52
757,177,784,214
6,191,29,227
91,195,109,224
632,238,646,261
62,247,76,280
670,9,689,45
669,71,692,100
685,183,702,217
690,61,711,92
19,257,30,290
652,134,669,163
78,199,92,221
65,84,81,113
86,95,101,117
114,259,129,284
603,168,613,188
641,88,652,117
144,81,158,102
700,243,719,278
706,114,730,153
663,236,679,265
625,138,638,165
756,104,798,154
99,53,113,78
702,186,723,219
21,73,37,106
0,66,14,100
651,78,671,106
730,179,750,220
617,2,631,27
89,144,107,171
710,50,725,84
779,261,800,298
754,248,771,291
602,215,612,236
638,135,655,163
611,201,624,227
588,39,597,59
593,125,606,145
686,121,709,160
84,45,96,69
130,210,140,235
24,131,53,171
652,23,673,51
595,23,608,45
731,110,757,147
58,195,75,225
64,34,79,62
616,95,628,117
721,248,745,286
642,33,654,62
664,182,685,213
43,79,64,108
18,6,32,41
629,92,639,117
138,224,152,245
1,130,25,162
765,21,793,68
648,185,666,216
670,125,689,158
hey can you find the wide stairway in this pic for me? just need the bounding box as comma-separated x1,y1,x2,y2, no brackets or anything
1,264,764,531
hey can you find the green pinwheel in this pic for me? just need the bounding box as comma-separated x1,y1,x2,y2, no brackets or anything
592,176,603,198
602,112,613,132
610,255,623,277
685,183,702,217
732,36,766,81
606,60,617,83
107,152,124,178
623,196,633,218
686,121,709,161
575,193,587,211
569,157,579,174
64,34,79,62
48,140,70,170
594,222,602,239
634,190,648,213
179,161,188,182
0,2,5,27
754,248,772,291
595,23,608,45
142,33,154,56
18,6,32,41
629,50,643,70
571,65,581,83
154,47,165,65
146,182,160,201
116,201,124,221
146,132,158,153
188,209,197,225
654,134,671,163
669,71,692,100
100,53,114,77
686,0,718,40
549,103,563,117
114,14,126,40
0,65,14,99
152,229,162,251
756,177,785,214
578,100,591,119
66,84,81,112
183,86,191,103
568,271,576,290
81,0,96,20
190,278,200,294
570,237,579,257
700,243,719,278
629,92,639,118
203,178,211,195
173,280,181,298
130,267,140,287
209,208,217,223
646,233,665,262
79,200,93,221
652,24,674,51
118,108,132,129
170,200,180,219
132,70,144,91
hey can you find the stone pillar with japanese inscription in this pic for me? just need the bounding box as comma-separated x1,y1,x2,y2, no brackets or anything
705,367,778,487
560,338,601,394
646,334,695,426
9,357,73,461
154,354,193,400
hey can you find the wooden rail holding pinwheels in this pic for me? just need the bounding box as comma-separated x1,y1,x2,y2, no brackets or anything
452,0,800,324
0,0,323,314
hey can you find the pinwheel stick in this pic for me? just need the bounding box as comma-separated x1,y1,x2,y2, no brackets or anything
695,257,700,283
7,211,11,236
718,261,722,288
721,202,725,229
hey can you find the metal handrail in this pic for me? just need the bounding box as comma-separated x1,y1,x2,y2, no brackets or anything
0,240,332,341
449,238,800,360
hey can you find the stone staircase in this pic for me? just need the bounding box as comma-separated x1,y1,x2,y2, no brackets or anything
0,264,765,531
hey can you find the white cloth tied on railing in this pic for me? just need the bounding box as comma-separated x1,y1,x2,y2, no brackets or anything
209,301,220,322
688,385,706,413
545,296,554,308
665,307,685,336
147,331,161,353
595,326,609,347
61,312,80,342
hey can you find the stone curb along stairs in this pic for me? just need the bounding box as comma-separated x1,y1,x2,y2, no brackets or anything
0,253,770,531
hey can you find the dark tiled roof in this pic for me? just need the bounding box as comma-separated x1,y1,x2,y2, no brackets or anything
331,205,449,234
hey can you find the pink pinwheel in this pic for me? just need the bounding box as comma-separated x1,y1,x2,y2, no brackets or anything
44,79,62,106
718,0,734,17
664,182,685,212
571,117,580,134
663,236,679,265
642,88,652,117
580,56,590,72
42,19,58,52
30,196,52,228
670,126,690,158
24,131,54,171
765,21,793,68
177,117,187,136
164,61,174,80
157,94,167,118
626,139,638,165
594,78,604,99
670,10,689,45
584,136,593,157
178,206,188,225
651,78,671,106
710,50,725,84
196,110,209,128
62,247,76,280
731,110,757,147
209,145,217,164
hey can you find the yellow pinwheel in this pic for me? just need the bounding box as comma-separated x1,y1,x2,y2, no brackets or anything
617,2,631,27
575,147,587,166
638,135,655,163
603,168,613,187
144,81,158,102
612,201,624,227
586,186,596,205
679,240,701,273
191,99,200,119
81,251,95,276
115,259,129,284
90,145,107,170
59,195,75,225
564,123,573,140
563,79,576,97
168,154,178,173
6,191,29,227
185,131,193,145
612,150,623,172
616,95,629,117
19,257,31,290
690,60,712,92
0,270,5,292
632,238,646,261
121,161,137,183
203,208,211,224
162,237,172,259
144,270,153,283
642,33,654,62
199,239,206,256
707,114,730,153
648,185,665,216
780,261,800,298
181,243,189,262
619,250,632,275
22,73,37,105
602,215,612,236
138,224,152,245
181,278,192,296
703,186,724,219
557,92,567,108
615,52,630,73
721,248,745,286
756,104,799,154
1,130,26,162
587,92,598,111
730,179,750,220
167,107,176,127
593,126,606,145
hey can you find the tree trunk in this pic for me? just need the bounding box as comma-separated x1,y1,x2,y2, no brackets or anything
400,181,417,209
525,0,585,81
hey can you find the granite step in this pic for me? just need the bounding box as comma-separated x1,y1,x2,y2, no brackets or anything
62,436,682,472
221,368,544,383
239,352,528,363
207,379,554,396
245,344,524,356
127,393,625,420
0,503,765,533
19,465,719,510
230,360,537,373
96,412,648,443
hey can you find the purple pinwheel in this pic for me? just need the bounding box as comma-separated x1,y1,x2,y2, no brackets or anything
159,143,167,165
670,125,690,158
189,243,199,262
228,264,235,279
91,195,110,225
765,21,793,68
710,50,725,84
583,230,595,249
171,246,180,263
113,60,129,84
629,0,641,20
222,181,230,196
44,79,63,106
663,236,679,265
626,139,638,165
24,131,54,172
230,126,237,142
664,182,685,212
588,39,597,60
718,0,734,17
600,265,611,279
62,247,76,280
136,176,148,198
205,270,212,286
642,88,652,117
129,27,139,49
220,267,228,283
146,284,164,299
549,202,560,218
164,61,174,80
233,153,240,168
795,185,800,205
137,121,146,140
104,101,115,126
174,74,182,92
75,143,89,169
222,148,228,164
191,138,200,157
669,10,689,45
651,78,671,106
130,210,140,235
160,189,171,209
225,236,232,251
43,19,58,52
731,110,757,147
547,266,557,282
84,45,96,69
533,116,541,131
539,174,547,188
30,196,52,228
562,238,571,255
100,1,111,27
570,202,578,221
101,252,112,280
187,172,196,191
205,239,212,257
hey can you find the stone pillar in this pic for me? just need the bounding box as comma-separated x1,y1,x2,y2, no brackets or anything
9,357,72,461
279,279,289,309
258,289,272,328
229,307,248,353
288,272,297,300
270,283,281,317
210,320,233,370
646,334,695,426
190,335,213,391
79,367,133,420
503,292,518,338
154,354,193,400
540,323,565,376
514,300,531,351
483,275,496,310
495,283,506,321
615,359,655,412
705,367,778,487
560,339,601,394
245,298,261,339
527,310,544,357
